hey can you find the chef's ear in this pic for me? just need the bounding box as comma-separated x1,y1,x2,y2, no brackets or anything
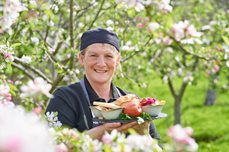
116,53,121,67
78,50,86,66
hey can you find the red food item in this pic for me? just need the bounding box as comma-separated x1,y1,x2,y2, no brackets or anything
122,101,142,117
140,98,147,106
140,97,157,106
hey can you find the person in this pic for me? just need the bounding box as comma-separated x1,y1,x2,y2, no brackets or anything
46,28,160,140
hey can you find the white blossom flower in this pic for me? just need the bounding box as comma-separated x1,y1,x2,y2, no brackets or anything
31,37,39,45
168,125,198,152
172,21,186,41
101,132,113,144
48,47,56,54
101,130,161,152
121,41,139,51
201,25,212,31
20,77,53,98
157,0,173,13
0,45,8,53
0,84,12,103
226,61,229,68
125,134,162,152
183,72,193,83
46,112,62,128
163,36,173,45
181,38,195,44
172,20,201,42
50,4,59,13
56,0,64,5
77,22,84,28
0,105,56,152
48,20,54,26
1,48,14,62
106,19,114,25
166,47,173,53
106,26,114,31
102,130,125,144
116,0,144,12
178,68,183,76
148,22,160,32
56,143,68,152
75,69,80,74
29,0,37,7
19,55,32,64
223,45,229,53
82,135,103,152
202,38,210,45
0,0,27,30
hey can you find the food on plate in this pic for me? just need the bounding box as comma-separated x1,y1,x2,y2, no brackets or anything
113,94,139,106
101,108,123,120
93,102,121,110
92,102,123,120
140,97,166,116
113,94,142,117
90,106,103,118
140,97,166,106
92,95,166,120
122,101,142,117
142,104,163,116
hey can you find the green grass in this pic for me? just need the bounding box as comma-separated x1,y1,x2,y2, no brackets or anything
116,74,229,151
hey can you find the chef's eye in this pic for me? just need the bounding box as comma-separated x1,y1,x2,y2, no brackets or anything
106,55,114,58
90,54,97,57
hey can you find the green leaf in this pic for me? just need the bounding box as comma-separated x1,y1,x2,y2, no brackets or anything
45,10,54,19
11,43,21,48
118,113,132,120
222,36,229,45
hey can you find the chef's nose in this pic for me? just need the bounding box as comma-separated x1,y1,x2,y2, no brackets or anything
96,56,106,66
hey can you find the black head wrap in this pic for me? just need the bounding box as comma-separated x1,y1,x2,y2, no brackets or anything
80,28,120,51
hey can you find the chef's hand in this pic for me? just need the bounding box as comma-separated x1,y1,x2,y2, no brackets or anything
131,121,150,135
87,121,138,140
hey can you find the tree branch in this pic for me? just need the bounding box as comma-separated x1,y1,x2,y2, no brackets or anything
121,35,154,62
53,41,63,56
11,62,34,80
13,57,52,84
87,0,105,30
50,74,65,93
44,23,50,42
178,57,199,100
178,81,188,102
69,0,74,48
171,37,209,61
150,49,164,64
168,77,177,99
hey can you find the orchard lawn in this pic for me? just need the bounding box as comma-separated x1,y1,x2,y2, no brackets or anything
117,74,229,152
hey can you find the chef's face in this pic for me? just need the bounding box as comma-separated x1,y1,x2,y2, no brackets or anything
79,43,120,85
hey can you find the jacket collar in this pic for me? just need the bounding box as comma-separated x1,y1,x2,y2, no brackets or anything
84,76,120,104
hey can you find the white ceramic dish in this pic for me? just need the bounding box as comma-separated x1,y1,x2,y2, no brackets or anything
101,108,123,120
90,106,102,118
142,105,163,116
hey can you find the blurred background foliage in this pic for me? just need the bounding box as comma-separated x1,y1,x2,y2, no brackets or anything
0,0,228,151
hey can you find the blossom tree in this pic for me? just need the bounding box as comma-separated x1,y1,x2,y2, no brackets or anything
114,0,228,124
0,0,228,138
2,0,228,151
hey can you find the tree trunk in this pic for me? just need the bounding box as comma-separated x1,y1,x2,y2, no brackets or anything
174,97,181,124
204,73,218,106
204,89,216,106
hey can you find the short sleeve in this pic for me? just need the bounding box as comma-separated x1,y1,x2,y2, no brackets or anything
149,122,160,140
46,88,76,128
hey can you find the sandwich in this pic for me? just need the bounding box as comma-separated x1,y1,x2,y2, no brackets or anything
113,94,140,107
93,102,121,111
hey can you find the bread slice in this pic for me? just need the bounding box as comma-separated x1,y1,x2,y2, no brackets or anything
113,94,139,106
93,102,121,109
